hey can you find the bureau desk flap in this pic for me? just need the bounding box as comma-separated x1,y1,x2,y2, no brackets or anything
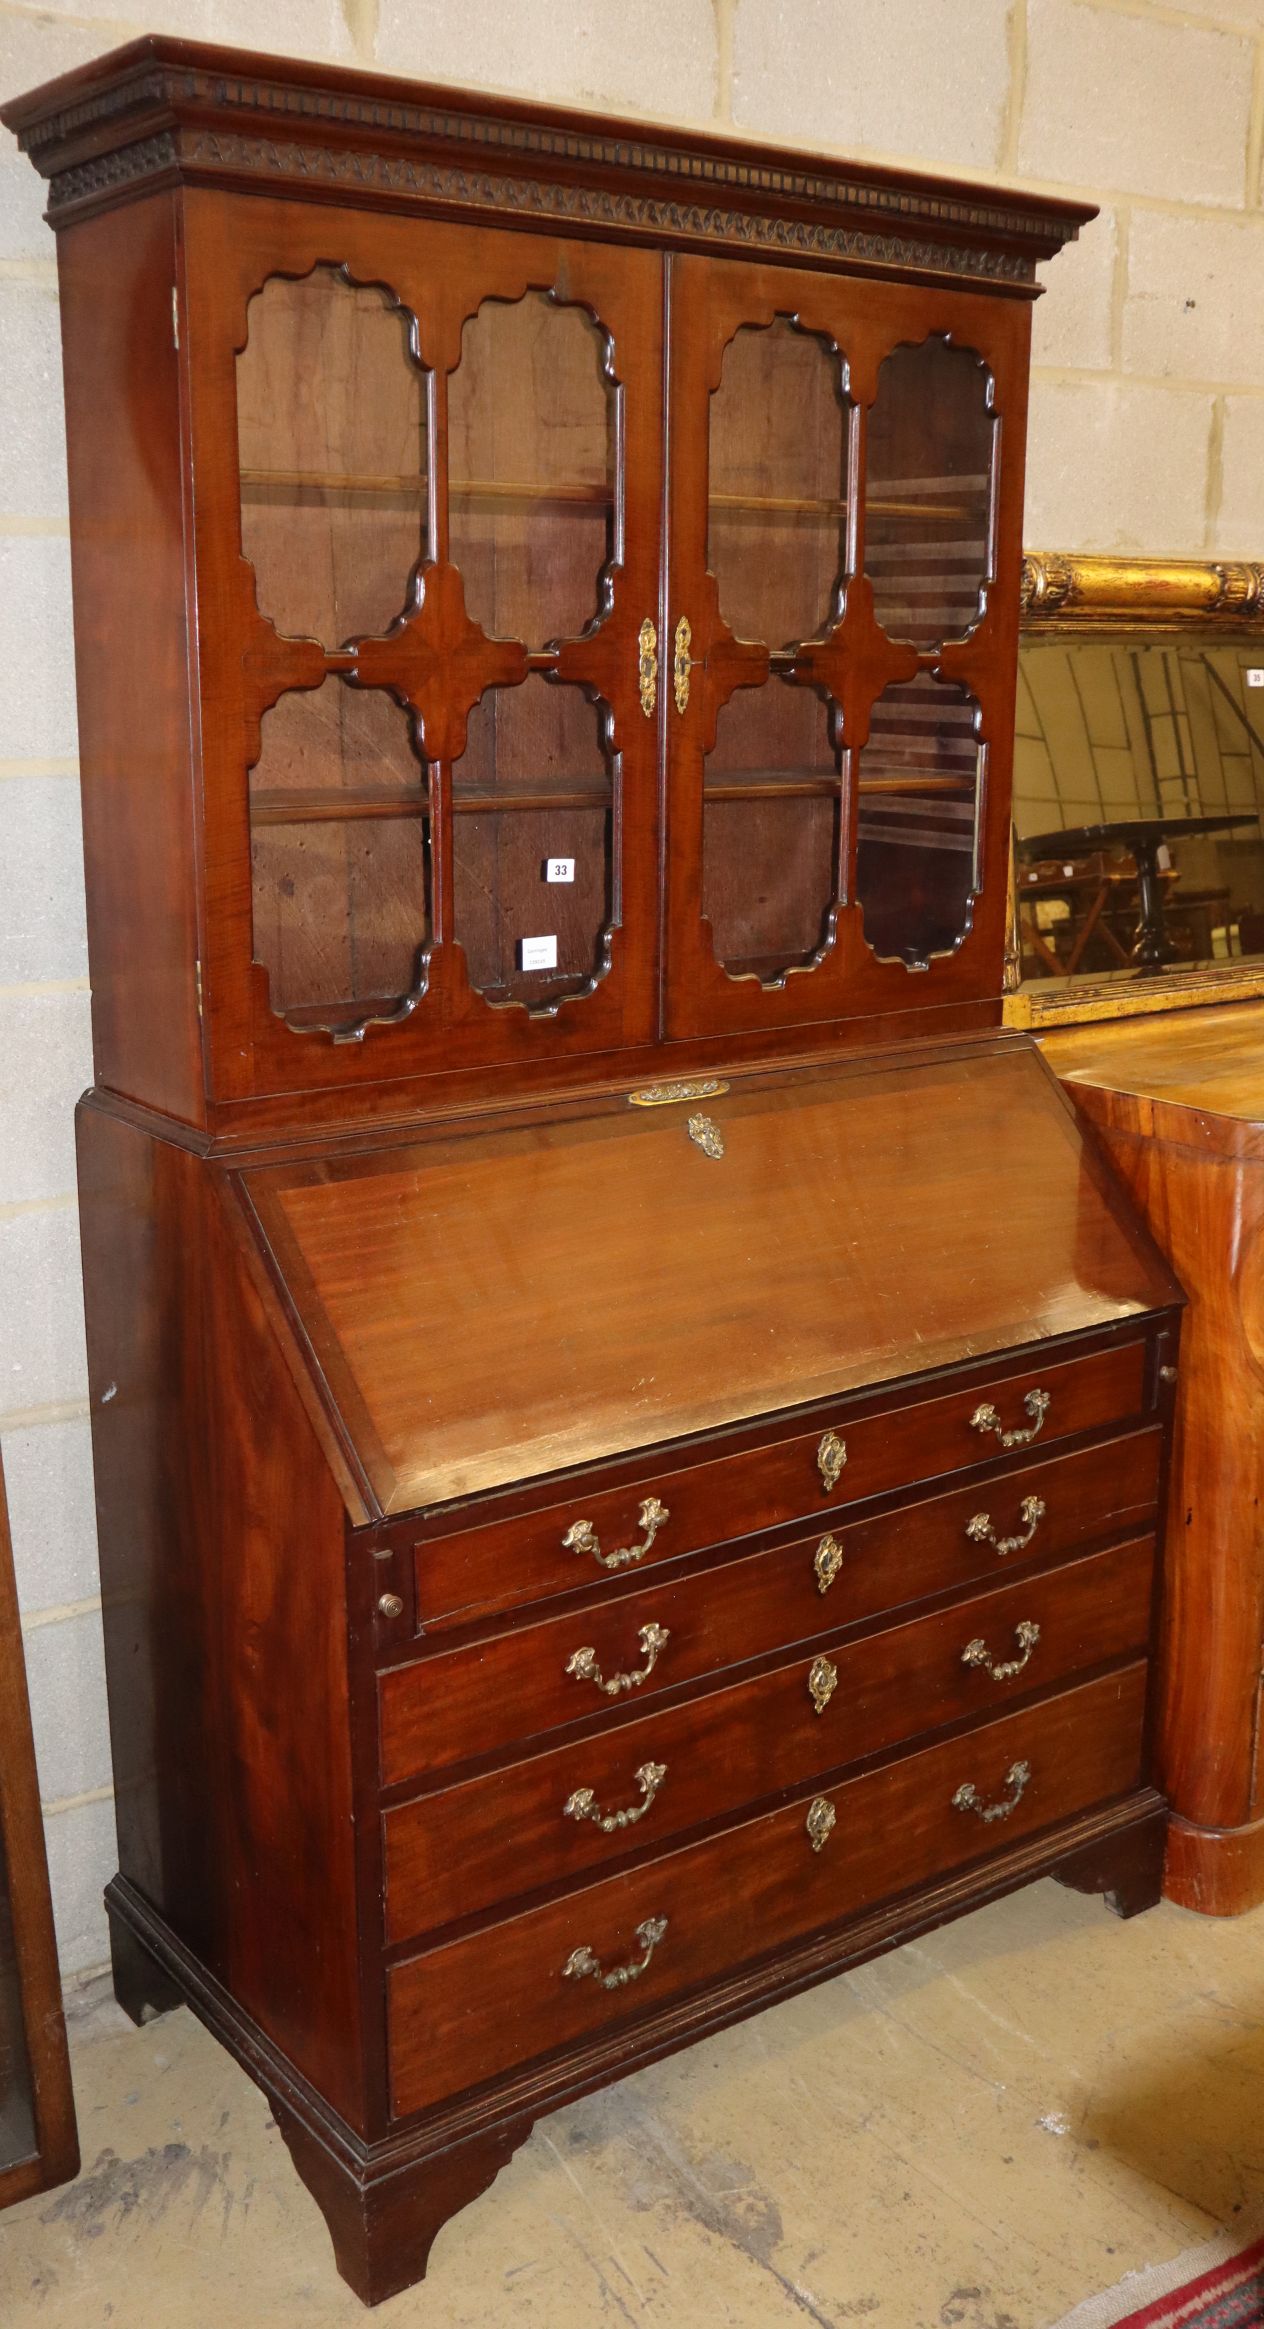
236,1040,1180,1517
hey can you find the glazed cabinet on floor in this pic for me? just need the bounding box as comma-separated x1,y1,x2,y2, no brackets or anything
3,36,1184,2311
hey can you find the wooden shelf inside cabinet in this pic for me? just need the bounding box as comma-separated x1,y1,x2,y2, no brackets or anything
239,468,614,509
710,490,972,521
702,775,975,803
239,469,971,522
249,786,613,824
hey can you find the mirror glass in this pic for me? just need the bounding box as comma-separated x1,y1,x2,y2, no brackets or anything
1013,637,1264,991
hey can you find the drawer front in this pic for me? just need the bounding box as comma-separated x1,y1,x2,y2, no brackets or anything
380,1425,1161,1786
410,1339,1150,1631
384,1533,1156,1942
387,1662,1149,2117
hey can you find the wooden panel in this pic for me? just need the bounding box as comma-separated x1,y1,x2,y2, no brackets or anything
1047,1002,1264,1137
77,1102,369,2132
382,1438,1159,1784
56,193,204,1126
387,1663,1149,2116
384,1534,1156,1940
407,1376,1158,1634
243,1041,1178,1514
0,1449,78,2204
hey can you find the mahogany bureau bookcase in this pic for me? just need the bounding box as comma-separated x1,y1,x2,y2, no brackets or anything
4,41,1182,2305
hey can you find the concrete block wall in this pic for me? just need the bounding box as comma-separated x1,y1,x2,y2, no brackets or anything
0,0,1261,1981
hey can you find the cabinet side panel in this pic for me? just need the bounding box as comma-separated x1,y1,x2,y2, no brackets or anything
56,196,203,1125
77,1102,367,2130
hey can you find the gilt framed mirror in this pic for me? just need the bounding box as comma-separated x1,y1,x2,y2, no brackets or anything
1005,554,1264,1027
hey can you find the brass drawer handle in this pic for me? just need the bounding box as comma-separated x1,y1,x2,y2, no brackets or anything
564,1760,667,1832
563,1913,668,1990
563,1496,669,1571
961,1619,1041,1682
965,1495,1046,1556
952,1759,1032,1823
806,1795,836,1853
566,1621,670,1697
817,1430,847,1491
970,1388,1051,1449
814,1533,844,1593
807,1653,838,1714
638,616,657,717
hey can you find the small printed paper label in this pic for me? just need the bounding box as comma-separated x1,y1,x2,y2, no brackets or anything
519,934,558,971
1248,669,1264,689
545,857,576,883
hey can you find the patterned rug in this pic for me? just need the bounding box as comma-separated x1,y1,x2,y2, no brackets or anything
1049,2229,1264,2328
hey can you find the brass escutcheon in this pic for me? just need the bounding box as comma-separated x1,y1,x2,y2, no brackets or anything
638,615,658,718
687,1112,724,1159
806,1796,836,1853
813,1533,844,1594
673,614,694,713
807,1654,838,1715
817,1430,847,1492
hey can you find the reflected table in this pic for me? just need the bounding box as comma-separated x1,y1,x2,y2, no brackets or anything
1018,815,1258,967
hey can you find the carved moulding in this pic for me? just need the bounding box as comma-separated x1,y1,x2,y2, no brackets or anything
1021,551,1264,631
2,41,1091,286
1007,551,1264,1028
43,124,1032,288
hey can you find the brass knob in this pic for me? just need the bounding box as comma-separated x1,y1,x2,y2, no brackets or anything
377,1592,404,1619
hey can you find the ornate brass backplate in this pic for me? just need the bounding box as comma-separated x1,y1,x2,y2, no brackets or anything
1007,553,1264,1029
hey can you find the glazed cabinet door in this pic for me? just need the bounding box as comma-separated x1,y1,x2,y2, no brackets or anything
183,192,663,1100
662,255,1030,1042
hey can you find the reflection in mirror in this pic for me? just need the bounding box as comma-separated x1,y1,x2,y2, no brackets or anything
856,674,983,967
250,679,431,1023
237,266,428,646
448,293,616,650
865,337,994,648
708,317,849,649
702,679,842,981
451,675,616,1011
1014,640,1264,986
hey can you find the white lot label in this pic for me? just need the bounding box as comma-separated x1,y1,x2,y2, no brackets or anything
519,934,558,971
545,858,576,883
1248,669,1264,688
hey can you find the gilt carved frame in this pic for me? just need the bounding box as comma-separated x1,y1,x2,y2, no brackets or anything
1004,552,1264,1028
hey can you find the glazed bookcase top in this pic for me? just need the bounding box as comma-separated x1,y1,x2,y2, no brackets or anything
0,36,1093,287
238,1042,1179,1516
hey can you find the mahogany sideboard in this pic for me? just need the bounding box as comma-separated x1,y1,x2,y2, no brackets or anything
3,39,1182,2303
1046,1002,1264,1915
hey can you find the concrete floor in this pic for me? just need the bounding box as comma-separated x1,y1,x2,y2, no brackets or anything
2,1879,1263,2329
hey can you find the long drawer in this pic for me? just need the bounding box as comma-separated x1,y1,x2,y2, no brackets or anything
407,1338,1151,1631
383,1532,1155,1942
379,1426,1161,1785
387,1662,1149,2117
